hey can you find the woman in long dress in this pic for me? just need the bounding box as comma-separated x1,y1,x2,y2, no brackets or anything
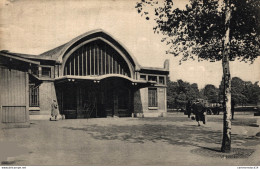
51,99,59,120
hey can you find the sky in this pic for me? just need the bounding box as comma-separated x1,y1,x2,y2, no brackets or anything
0,0,259,89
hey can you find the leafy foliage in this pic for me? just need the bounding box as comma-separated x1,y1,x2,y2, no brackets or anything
136,0,260,152
219,77,260,105
167,77,201,109
202,84,219,103
136,0,260,64
168,77,260,109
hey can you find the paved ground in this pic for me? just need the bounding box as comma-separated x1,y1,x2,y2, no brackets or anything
0,113,259,166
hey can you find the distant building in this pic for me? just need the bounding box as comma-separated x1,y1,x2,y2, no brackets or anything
0,29,169,126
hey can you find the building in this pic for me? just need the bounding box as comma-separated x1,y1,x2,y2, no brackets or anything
0,29,169,126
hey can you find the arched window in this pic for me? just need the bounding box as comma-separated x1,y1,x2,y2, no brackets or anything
64,40,131,77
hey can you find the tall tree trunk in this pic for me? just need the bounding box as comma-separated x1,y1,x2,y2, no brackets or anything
221,0,232,153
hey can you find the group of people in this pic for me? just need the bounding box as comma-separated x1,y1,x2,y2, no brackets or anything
186,100,206,126
186,99,236,126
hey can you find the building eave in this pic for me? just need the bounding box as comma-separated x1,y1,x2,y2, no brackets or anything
0,51,40,65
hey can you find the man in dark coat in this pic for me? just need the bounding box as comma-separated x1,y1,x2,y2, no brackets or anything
186,100,192,118
192,100,206,126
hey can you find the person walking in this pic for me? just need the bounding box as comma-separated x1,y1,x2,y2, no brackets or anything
186,100,192,118
51,99,59,121
192,100,206,126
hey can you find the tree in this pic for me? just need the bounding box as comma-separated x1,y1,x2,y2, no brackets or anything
219,77,260,106
136,0,260,152
230,77,247,105
186,83,200,101
167,77,200,109
203,84,219,103
167,77,179,108
176,91,187,109
243,81,260,105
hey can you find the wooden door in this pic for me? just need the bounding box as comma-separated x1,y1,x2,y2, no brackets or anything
62,84,77,119
117,87,130,117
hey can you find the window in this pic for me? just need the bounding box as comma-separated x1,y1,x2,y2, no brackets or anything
148,88,158,107
140,75,146,80
148,75,157,82
159,76,165,85
42,67,51,78
29,84,39,107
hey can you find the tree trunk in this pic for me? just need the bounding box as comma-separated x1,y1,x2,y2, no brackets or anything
221,0,232,153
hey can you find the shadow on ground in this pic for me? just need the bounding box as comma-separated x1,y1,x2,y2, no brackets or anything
191,146,255,159
206,116,258,127
63,117,259,148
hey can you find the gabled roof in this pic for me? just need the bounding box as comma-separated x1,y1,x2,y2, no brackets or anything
40,43,67,58
39,29,141,70
13,53,56,61
0,51,40,65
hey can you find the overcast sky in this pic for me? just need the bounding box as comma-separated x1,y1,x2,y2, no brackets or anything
0,0,259,89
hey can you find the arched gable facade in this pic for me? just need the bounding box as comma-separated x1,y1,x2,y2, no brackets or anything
53,30,140,79
63,40,131,78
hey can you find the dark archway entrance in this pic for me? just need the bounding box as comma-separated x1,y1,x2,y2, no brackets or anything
55,77,133,119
